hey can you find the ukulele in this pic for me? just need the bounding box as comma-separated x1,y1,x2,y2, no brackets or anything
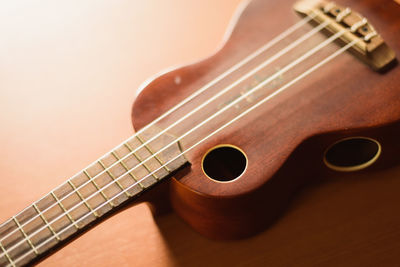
1,0,399,266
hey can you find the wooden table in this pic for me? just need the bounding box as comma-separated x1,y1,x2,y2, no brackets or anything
0,0,399,266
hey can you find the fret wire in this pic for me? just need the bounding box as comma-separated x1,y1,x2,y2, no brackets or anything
32,204,61,241
12,217,38,255
67,181,99,218
111,151,145,189
0,241,15,267
0,16,316,251
6,20,334,260
98,158,133,196
124,142,159,180
3,16,352,266
50,192,79,230
83,170,114,207
12,36,354,266
136,135,171,172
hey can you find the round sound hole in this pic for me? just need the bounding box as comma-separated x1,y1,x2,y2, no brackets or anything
324,137,381,172
202,145,247,182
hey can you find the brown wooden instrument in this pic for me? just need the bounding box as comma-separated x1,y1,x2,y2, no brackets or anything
1,0,399,266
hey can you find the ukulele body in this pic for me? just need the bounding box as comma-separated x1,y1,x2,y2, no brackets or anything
131,0,400,239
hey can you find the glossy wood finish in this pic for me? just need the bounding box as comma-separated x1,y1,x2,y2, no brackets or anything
132,0,400,239
0,125,189,266
0,1,243,265
1,0,400,266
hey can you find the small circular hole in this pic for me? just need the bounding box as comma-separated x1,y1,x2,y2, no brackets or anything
202,145,247,182
324,137,381,172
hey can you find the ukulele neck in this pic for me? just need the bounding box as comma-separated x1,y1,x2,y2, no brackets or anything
0,126,188,267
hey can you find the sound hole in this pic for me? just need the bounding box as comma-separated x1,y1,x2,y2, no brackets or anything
202,145,247,182
324,137,381,172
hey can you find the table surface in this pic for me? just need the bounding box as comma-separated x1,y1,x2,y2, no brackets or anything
0,1,399,266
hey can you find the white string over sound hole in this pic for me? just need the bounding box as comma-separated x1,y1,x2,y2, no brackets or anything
202,145,247,182
0,12,360,265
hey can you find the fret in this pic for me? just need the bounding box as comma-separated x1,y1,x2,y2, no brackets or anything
53,182,100,226
50,191,79,230
0,218,32,263
94,151,144,196
67,180,99,218
0,241,15,267
12,206,58,256
36,193,78,242
128,126,188,178
0,127,188,266
98,158,134,197
117,142,158,188
32,204,61,241
69,172,113,217
12,217,38,255
136,134,171,173
83,169,114,207
83,161,128,208
110,151,145,189
124,142,159,180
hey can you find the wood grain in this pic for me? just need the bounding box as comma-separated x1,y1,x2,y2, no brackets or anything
132,0,400,240
0,0,399,266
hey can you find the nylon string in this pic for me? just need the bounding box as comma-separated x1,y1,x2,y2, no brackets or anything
0,13,316,244
11,38,358,267
2,19,348,263
1,14,360,265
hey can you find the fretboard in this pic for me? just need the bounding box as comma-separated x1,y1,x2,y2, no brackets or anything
0,127,188,267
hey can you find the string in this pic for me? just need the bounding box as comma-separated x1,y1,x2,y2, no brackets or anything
1,21,343,261
1,20,334,258
10,38,359,267
0,14,316,244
